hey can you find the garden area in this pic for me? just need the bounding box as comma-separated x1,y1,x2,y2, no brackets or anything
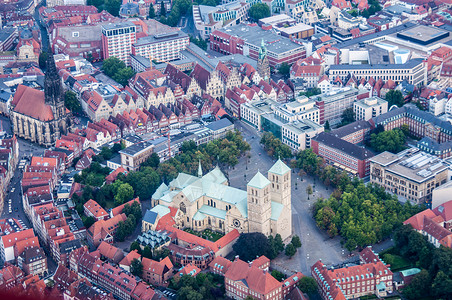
183,228,224,242
379,247,413,272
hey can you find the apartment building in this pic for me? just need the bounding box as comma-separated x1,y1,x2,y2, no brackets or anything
101,22,137,66
315,87,359,125
312,132,375,178
119,141,154,171
370,148,449,204
83,199,109,221
193,1,250,39
17,247,48,277
330,120,372,145
329,58,427,87
131,31,189,63
274,96,320,124
354,97,388,121
240,99,276,131
281,119,324,151
312,247,393,300
210,24,306,67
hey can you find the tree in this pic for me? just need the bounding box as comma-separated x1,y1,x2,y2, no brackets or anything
385,90,404,107
83,216,96,229
432,270,452,298
39,52,48,70
306,185,313,195
142,246,153,259
190,35,208,51
160,0,166,16
232,233,271,262
402,269,430,299
142,152,160,168
278,62,290,77
271,270,285,281
298,276,318,295
102,57,126,78
105,0,121,16
113,67,135,87
324,120,330,131
340,107,355,125
130,241,141,253
114,183,134,206
291,235,301,248
370,128,406,153
149,3,155,18
130,258,143,276
285,243,297,257
249,3,270,21
64,91,82,113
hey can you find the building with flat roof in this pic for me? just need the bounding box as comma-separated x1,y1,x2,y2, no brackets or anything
282,119,324,151
258,14,315,39
210,24,306,67
119,141,154,171
397,25,449,46
312,132,375,178
314,87,359,125
354,97,388,121
193,1,250,39
101,22,137,66
132,31,189,63
329,58,427,87
370,148,449,204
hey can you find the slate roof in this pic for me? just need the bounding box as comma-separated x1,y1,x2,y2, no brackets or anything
313,132,375,161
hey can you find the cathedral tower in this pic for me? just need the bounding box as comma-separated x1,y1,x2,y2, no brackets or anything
44,53,70,135
247,172,272,236
257,39,270,83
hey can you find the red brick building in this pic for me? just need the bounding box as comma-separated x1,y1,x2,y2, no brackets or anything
311,132,375,178
312,247,393,300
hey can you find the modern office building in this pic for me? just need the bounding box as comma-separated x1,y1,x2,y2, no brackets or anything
314,87,359,125
354,97,388,121
329,58,427,87
281,119,324,151
101,22,137,66
370,148,449,204
132,31,189,63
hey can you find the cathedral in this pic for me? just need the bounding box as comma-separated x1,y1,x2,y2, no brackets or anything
257,39,271,83
151,159,293,240
10,53,72,146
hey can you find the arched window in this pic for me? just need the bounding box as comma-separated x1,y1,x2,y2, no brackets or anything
180,202,186,214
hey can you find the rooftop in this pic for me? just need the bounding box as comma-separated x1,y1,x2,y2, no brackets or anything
119,141,154,156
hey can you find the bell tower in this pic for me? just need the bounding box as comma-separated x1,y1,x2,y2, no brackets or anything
247,171,272,236
44,53,66,121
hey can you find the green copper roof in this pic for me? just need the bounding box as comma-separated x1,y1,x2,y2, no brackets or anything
400,268,421,277
268,159,290,176
199,205,227,220
193,211,206,221
271,201,284,221
152,182,168,199
150,204,170,217
248,171,271,189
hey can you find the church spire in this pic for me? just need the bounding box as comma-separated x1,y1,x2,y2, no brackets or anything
198,159,203,177
44,52,63,107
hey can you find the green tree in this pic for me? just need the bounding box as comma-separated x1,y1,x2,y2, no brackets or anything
402,269,430,299
324,120,330,131
370,128,406,153
142,152,160,168
340,107,355,126
148,3,155,18
64,91,82,113
278,62,290,77
249,3,270,21
142,246,153,259
113,67,135,87
130,258,143,276
385,89,404,107
285,243,297,257
271,270,285,281
130,241,141,253
432,270,452,298
83,216,96,229
39,52,48,70
105,0,121,16
190,35,208,51
102,57,126,78
160,0,166,16
233,233,271,262
291,235,301,248
115,183,134,206
298,276,318,295
306,185,313,195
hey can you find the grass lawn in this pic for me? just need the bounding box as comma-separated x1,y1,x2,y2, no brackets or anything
105,200,116,209
382,253,413,271
184,228,224,242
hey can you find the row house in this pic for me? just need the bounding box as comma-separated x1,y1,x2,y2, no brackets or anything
238,63,261,85
216,62,243,94
87,213,127,248
164,64,202,99
190,64,224,101
0,264,24,291
69,247,155,300
0,135,19,211
22,184,53,222
225,85,259,118
145,86,176,108
0,226,35,263
84,199,109,221
30,202,82,263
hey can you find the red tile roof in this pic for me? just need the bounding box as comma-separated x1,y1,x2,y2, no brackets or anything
119,250,141,267
110,198,140,217
1,228,35,248
12,85,54,122
96,241,124,263
84,199,108,219
404,209,437,230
